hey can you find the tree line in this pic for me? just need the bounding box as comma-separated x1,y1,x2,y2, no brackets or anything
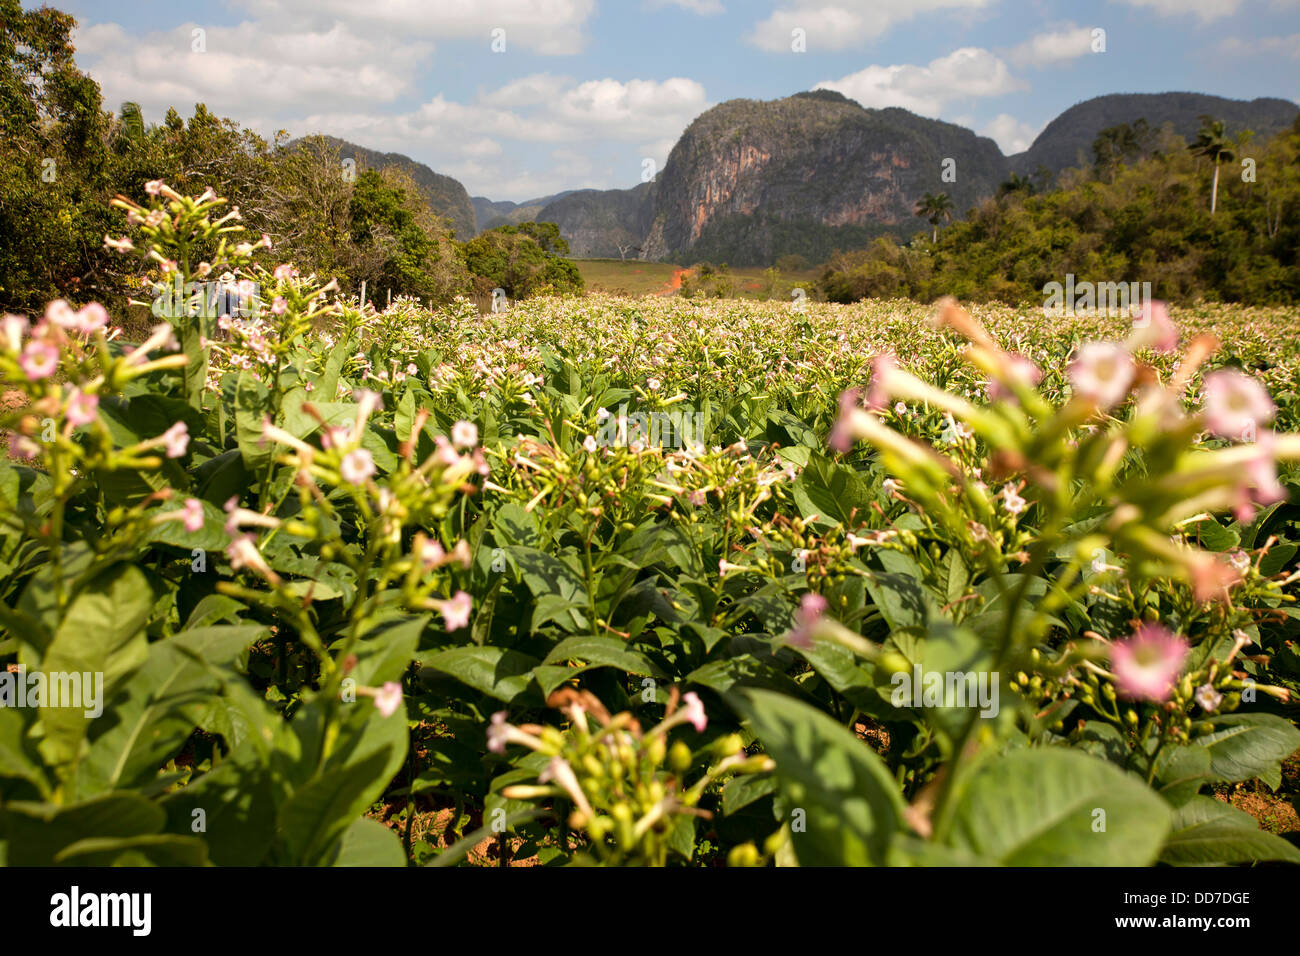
0,1,582,318
819,114,1300,306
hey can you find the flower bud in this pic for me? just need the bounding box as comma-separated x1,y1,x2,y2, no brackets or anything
727,843,761,868
669,740,692,773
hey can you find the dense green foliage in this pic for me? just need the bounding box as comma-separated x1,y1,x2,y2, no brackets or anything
2,177,1299,865
459,223,585,300
819,117,1300,306
0,7,583,317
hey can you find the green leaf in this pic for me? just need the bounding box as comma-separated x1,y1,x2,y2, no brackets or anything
1159,795,1300,865
234,368,274,472
418,646,540,704
734,688,905,866
76,625,265,797
1196,713,1300,788
542,635,665,678
54,833,211,867
2,793,164,866
946,748,1170,865
276,748,394,865
328,816,406,867
36,563,160,770
721,773,777,816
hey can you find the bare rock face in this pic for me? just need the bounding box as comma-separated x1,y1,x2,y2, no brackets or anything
639,91,1009,265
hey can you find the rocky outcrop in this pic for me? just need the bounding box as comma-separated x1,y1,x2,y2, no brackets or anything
639,91,1008,264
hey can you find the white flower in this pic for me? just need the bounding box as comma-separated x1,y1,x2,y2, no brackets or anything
451,420,478,449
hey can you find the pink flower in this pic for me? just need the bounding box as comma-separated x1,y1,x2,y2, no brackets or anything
866,353,899,411
321,425,351,450
181,497,204,533
20,340,58,380
373,681,402,718
2,313,29,352
104,235,134,253
1068,342,1135,409
680,691,708,733
1202,369,1275,440
1194,683,1223,713
144,180,164,196
74,303,109,335
436,591,473,631
786,592,828,649
451,420,478,449
6,432,39,459
583,434,598,453
1133,301,1179,353
273,264,296,281
987,352,1043,402
271,297,287,315
65,388,99,427
45,299,78,329
226,532,276,580
829,388,864,453
1243,431,1287,509
418,538,446,570
1110,624,1190,702
340,448,376,485
160,422,189,458
487,711,511,754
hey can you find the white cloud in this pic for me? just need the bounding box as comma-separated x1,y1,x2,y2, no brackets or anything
1108,0,1245,22
816,48,1025,117
647,0,726,14
1008,23,1096,67
1220,33,1300,57
747,0,996,52
228,0,597,54
74,21,429,119
981,113,1040,154
291,76,709,196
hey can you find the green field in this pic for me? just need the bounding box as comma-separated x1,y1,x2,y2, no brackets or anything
574,257,821,299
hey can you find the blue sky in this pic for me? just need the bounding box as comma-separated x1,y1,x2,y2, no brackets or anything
42,0,1300,200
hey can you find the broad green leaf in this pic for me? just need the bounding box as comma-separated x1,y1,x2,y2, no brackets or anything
419,646,540,704
947,748,1170,865
329,815,406,867
735,688,905,866
1159,795,1300,865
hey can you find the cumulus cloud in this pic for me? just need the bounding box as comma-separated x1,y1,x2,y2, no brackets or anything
292,75,708,196
1220,33,1300,57
1108,0,1246,22
1007,24,1097,67
73,20,429,119
816,48,1025,117
227,0,597,54
981,114,1041,154
647,0,726,14
746,0,996,52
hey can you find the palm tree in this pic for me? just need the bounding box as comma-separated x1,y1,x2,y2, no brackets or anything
1188,116,1235,214
997,172,1036,198
114,101,146,149
915,192,954,242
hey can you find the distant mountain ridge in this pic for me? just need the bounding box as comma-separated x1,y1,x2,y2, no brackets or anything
471,191,577,232
317,90,1297,264
1008,92,1299,175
